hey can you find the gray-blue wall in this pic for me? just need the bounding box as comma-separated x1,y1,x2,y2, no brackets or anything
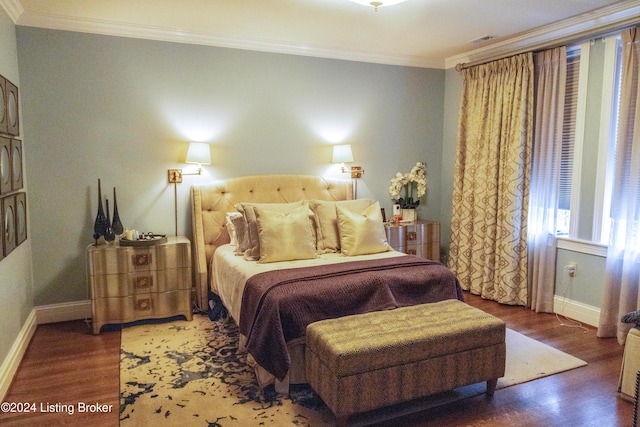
16,27,445,305
0,7,33,373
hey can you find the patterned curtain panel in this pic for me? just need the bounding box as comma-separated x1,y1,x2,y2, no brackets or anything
598,28,640,344
528,47,567,313
449,53,534,306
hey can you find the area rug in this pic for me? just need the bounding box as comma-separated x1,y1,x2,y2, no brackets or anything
119,314,587,426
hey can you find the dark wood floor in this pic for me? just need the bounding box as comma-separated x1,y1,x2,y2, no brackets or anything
0,292,634,426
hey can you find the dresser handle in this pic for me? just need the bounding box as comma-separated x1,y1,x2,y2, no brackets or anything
407,249,417,255
407,232,417,241
137,298,151,311
135,276,153,289
133,254,152,266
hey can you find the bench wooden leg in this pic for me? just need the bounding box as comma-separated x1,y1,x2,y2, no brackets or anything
486,378,498,397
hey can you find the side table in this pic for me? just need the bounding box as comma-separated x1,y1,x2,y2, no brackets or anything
87,236,193,334
385,220,440,261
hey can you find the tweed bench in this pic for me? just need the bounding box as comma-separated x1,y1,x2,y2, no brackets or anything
305,299,506,426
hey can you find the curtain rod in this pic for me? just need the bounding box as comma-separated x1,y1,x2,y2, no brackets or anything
455,21,639,72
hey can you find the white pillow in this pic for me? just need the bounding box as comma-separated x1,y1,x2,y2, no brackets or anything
254,204,317,263
336,201,390,256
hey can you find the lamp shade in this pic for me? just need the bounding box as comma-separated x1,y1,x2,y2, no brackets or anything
332,144,354,163
349,0,408,8
185,142,211,165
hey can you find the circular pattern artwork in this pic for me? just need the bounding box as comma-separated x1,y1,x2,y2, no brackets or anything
7,90,17,129
12,142,21,185
16,195,26,243
4,203,14,241
0,84,5,124
0,144,9,189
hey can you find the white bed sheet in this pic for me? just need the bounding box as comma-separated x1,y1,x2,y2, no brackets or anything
211,243,406,323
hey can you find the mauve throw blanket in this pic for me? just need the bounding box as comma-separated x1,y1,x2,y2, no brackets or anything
239,255,464,380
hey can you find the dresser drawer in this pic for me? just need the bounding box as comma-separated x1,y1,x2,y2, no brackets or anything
92,289,192,332
90,267,192,298
386,225,407,252
385,221,440,261
88,241,190,274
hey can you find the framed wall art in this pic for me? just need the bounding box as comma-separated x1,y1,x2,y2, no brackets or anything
11,139,22,191
5,79,18,136
16,192,26,246
0,77,6,134
2,194,16,257
0,137,10,195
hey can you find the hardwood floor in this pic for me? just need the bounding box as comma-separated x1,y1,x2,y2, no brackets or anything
0,293,635,426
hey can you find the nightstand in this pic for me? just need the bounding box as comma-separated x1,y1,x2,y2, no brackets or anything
87,236,193,334
385,220,440,261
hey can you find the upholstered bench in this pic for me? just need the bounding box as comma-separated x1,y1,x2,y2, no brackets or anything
305,299,506,426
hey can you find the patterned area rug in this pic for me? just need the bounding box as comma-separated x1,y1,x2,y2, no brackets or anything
119,314,587,426
119,315,329,426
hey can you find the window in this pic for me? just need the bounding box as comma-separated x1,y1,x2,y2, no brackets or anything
596,36,623,244
556,45,586,236
554,35,625,244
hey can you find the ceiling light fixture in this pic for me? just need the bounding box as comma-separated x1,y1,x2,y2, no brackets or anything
349,0,408,12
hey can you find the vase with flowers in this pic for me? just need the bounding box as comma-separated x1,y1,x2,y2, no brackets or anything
389,162,426,221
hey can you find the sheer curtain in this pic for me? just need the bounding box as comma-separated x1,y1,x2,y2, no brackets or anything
598,28,640,343
449,53,534,305
528,47,567,313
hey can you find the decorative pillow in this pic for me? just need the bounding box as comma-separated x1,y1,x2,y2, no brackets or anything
225,211,247,254
309,199,375,253
254,204,317,263
235,201,306,260
225,212,239,246
336,201,390,256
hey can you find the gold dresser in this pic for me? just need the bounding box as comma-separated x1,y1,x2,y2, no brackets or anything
87,236,193,334
385,220,440,261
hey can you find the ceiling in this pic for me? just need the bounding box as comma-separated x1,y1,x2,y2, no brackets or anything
2,0,640,68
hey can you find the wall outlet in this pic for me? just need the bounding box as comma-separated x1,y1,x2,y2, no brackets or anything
565,262,577,277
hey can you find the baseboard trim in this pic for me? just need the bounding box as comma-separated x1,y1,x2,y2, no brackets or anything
35,300,91,324
554,295,601,327
1,301,91,401
0,308,37,401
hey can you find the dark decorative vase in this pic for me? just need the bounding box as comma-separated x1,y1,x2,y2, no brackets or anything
112,187,124,236
104,199,116,243
93,179,107,244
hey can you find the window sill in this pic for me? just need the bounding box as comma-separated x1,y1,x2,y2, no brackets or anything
556,237,608,257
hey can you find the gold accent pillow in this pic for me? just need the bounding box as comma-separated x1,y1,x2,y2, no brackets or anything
235,200,306,260
309,199,375,253
254,204,317,263
336,201,390,256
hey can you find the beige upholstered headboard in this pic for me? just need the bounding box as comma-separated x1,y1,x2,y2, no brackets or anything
190,174,353,310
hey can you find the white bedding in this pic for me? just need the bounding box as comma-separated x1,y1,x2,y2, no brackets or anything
211,243,406,323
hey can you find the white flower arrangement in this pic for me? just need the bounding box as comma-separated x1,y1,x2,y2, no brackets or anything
389,162,426,209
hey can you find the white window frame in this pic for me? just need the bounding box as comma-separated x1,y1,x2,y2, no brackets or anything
566,41,590,239
593,35,622,244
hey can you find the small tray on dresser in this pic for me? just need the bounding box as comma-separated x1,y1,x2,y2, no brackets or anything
119,235,167,246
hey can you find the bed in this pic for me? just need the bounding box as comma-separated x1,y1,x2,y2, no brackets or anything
190,174,463,392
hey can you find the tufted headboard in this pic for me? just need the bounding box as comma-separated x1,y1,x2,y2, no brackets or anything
190,174,353,310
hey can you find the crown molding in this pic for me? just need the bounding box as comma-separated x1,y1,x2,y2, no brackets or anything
445,1,640,69
0,0,23,23
4,0,639,70
11,8,444,69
